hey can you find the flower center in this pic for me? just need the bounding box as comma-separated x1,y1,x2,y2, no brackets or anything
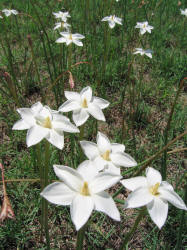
101,150,111,161
42,116,52,129
111,15,114,20
69,33,73,40
149,182,160,196
80,182,90,196
143,24,147,28
81,98,88,108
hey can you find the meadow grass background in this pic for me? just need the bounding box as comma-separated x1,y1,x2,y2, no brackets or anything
0,0,187,249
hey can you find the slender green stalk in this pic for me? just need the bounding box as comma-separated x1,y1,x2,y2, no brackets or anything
68,43,72,69
76,223,87,250
120,208,146,250
79,124,85,162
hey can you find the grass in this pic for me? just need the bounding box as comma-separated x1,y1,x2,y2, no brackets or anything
0,0,187,249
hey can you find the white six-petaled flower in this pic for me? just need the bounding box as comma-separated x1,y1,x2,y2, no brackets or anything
59,86,110,126
56,32,85,46
101,15,122,29
135,21,154,35
41,161,121,230
121,167,187,229
12,102,79,149
53,11,70,22
2,9,18,17
80,132,137,175
54,22,71,31
180,8,187,17
133,48,153,58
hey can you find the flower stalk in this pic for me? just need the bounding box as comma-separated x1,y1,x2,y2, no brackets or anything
76,223,87,250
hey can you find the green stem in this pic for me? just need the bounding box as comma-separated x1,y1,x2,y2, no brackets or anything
79,124,85,162
68,43,72,69
76,223,87,250
120,208,146,250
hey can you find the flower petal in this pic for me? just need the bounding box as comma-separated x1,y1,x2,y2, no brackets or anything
111,143,125,153
47,130,64,149
70,194,94,230
77,160,99,182
59,100,80,112
41,182,76,205
124,187,153,208
92,97,110,109
64,91,81,102
97,132,111,154
56,37,66,43
146,167,162,186
73,39,83,46
93,191,120,221
31,102,43,114
53,114,79,133
110,152,137,167
103,162,121,175
147,197,168,229
121,176,147,191
26,125,49,147
80,86,92,103
12,119,30,130
80,141,99,160
73,108,89,126
17,108,35,126
88,103,106,121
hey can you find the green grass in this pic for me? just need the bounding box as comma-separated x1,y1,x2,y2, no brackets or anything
0,0,187,249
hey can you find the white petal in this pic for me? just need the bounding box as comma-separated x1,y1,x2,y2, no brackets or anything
56,37,66,43
88,103,106,121
111,143,125,153
70,194,94,230
92,156,107,171
73,33,85,39
101,16,110,21
93,191,120,221
97,132,111,153
80,141,99,160
92,97,110,109
114,17,122,25
41,182,76,205
146,167,162,186
26,125,49,147
77,160,99,182
31,102,43,115
104,163,121,175
80,86,92,103
124,187,153,208
111,152,137,167
73,39,83,47
17,108,35,126
147,197,168,229
121,176,147,191
64,91,81,102
59,100,80,112
53,165,83,191
140,29,146,35
159,188,187,210
73,108,89,126
11,10,18,15
160,181,174,191
53,114,79,133
89,172,121,193
109,21,115,28
12,119,30,130
39,106,52,119
47,130,64,149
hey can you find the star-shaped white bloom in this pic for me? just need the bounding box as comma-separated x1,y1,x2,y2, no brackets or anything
135,21,154,35
54,22,71,31
56,32,85,46
53,11,70,22
180,8,187,17
121,167,187,229
133,48,153,58
59,86,110,126
2,9,18,17
101,15,122,29
80,132,137,175
12,102,79,149
41,161,121,230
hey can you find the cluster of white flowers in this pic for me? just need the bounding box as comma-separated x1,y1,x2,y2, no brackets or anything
0,9,18,18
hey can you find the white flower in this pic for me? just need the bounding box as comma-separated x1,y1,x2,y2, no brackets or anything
53,11,70,22
56,32,85,46
80,132,137,175
101,15,122,29
59,86,110,126
180,8,187,17
2,9,18,17
54,22,71,31
41,161,121,230
135,21,154,35
0,15,3,19
133,48,153,58
12,102,79,149
121,167,187,229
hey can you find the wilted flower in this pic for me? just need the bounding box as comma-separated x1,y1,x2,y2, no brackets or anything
80,132,137,174
2,9,18,17
53,11,70,22
135,21,154,35
133,48,153,58
180,8,187,16
56,32,85,46
101,15,122,29
41,162,121,230
121,167,187,229
12,102,79,149
54,22,71,31
59,86,109,126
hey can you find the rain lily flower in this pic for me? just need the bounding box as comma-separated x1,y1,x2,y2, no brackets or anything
54,22,71,31
135,21,154,35
180,8,187,16
41,162,121,230
2,9,18,16
121,167,187,229
80,132,137,175
101,15,122,29
56,32,85,46
59,86,110,126
12,102,79,149
53,11,70,22
133,48,153,58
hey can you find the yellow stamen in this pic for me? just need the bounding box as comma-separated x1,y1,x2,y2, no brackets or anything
101,150,111,161
80,182,90,196
149,182,160,196
42,116,52,129
69,33,72,40
82,98,88,108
